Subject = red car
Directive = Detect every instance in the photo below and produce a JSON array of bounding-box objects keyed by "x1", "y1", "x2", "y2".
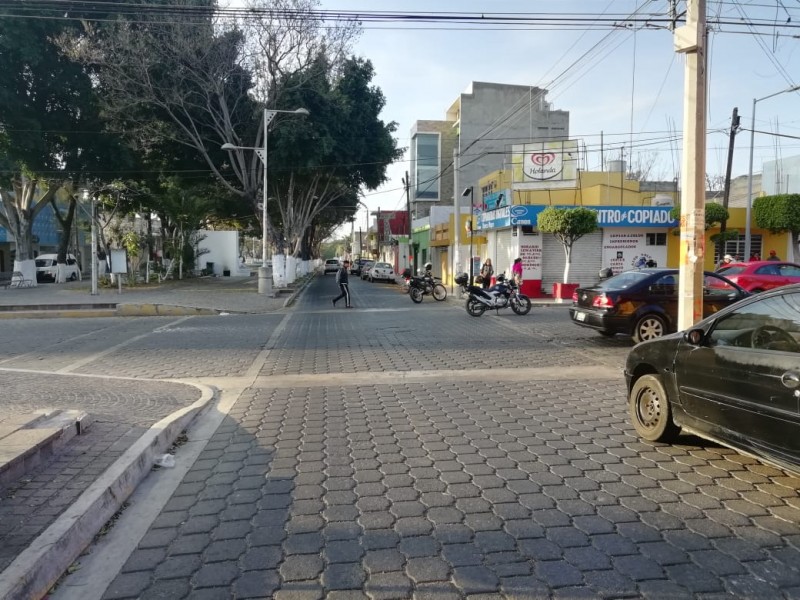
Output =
[{"x1": 716, "y1": 260, "x2": 800, "y2": 292}]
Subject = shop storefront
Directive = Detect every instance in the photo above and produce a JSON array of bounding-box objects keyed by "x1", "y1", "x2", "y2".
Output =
[{"x1": 479, "y1": 205, "x2": 678, "y2": 296}]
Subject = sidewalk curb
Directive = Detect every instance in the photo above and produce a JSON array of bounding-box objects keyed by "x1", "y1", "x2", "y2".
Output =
[
  {"x1": 282, "y1": 274, "x2": 316, "y2": 308},
  {"x1": 0, "y1": 383, "x2": 217, "y2": 600}
]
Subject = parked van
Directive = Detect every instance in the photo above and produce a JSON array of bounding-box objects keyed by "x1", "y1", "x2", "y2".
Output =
[{"x1": 35, "y1": 254, "x2": 79, "y2": 282}]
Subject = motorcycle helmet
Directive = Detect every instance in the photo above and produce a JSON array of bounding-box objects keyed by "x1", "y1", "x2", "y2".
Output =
[
  {"x1": 454, "y1": 272, "x2": 468, "y2": 285},
  {"x1": 424, "y1": 262, "x2": 432, "y2": 271},
  {"x1": 495, "y1": 274, "x2": 506, "y2": 283},
  {"x1": 475, "y1": 275, "x2": 484, "y2": 284},
  {"x1": 599, "y1": 267, "x2": 613, "y2": 279}
]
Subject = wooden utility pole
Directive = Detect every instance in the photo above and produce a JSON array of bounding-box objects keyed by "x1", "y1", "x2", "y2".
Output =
[
  {"x1": 675, "y1": 0, "x2": 707, "y2": 331},
  {"x1": 718, "y1": 107, "x2": 740, "y2": 260}
]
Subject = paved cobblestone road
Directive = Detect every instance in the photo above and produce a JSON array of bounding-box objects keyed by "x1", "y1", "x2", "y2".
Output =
[
  {"x1": 66, "y1": 276, "x2": 798, "y2": 600},
  {"x1": 90, "y1": 280, "x2": 800, "y2": 600}
]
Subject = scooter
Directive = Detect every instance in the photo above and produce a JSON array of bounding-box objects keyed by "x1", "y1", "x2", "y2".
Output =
[{"x1": 456, "y1": 272, "x2": 532, "y2": 317}]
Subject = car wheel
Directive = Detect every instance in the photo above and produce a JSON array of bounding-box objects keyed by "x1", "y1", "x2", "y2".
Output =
[
  {"x1": 629, "y1": 374, "x2": 680, "y2": 442},
  {"x1": 69, "y1": 272, "x2": 77, "y2": 281},
  {"x1": 633, "y1": 314, "x2": 666, "y2": 343}
]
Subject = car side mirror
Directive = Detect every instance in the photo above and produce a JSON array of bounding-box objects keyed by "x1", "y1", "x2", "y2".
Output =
[{"x1": 684, "y1": 328, "x2": 705, "y2": 345}]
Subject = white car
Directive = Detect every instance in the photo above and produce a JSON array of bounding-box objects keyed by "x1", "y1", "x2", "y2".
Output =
[
  {"x1": 323, "y1": 259, "x2": 340, "y2": 275},
  {"x1": 35, "y1": 254, "x2": 79, "y2": 282},
  {"x1": 368, "y1": 262, "x2": 395, "y2": 283}
]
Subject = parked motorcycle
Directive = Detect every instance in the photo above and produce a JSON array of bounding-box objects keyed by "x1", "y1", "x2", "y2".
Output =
[
  {"x1": 409, "y1": 273, "x2": 447, "y2": 303},
  {"x1": 456, "y1": 272, "x2": 532, "y2": 316}
]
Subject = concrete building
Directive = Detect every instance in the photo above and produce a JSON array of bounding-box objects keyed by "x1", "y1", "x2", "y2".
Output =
[{"x1": 409, "y1": 82, "x2": 570, "y2": 219}]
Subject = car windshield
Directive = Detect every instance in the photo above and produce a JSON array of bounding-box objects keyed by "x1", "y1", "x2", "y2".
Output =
[
  {"x1": 326, "y1": 260, "x2": 338, "y2": 265},
  {"x1": 375, "y1": 263, "x2": 391, "y2": 269},
  {"x1": 597, "y1": 270, "x2": 652, "y2": 290},
  {"x1": 717, "y1": 266, "x2": 745, "y2": 275},
  {"x1": 35, "y1": 259, "x2": 54, "y2": 267}
]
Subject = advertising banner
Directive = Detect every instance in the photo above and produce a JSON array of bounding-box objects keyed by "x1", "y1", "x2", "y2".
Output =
[
  {"x1": 511, "y1": 140, "x2": 579, "y2": 190},
  {"x1": 602, "y1": 229, "x2": 668, "y2": 274}
]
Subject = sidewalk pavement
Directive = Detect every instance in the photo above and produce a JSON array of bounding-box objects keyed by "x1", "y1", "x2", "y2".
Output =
[{"x1": 0, "y1": 273, "x2": 315, "y2": 318}]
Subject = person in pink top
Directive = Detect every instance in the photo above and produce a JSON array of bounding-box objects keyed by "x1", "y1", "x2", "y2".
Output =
[{"x1": 511, "y1": 257, "x2": 523, "y2": 286}]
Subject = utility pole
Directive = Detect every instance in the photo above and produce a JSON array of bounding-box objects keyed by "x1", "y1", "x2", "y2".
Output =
[
  {"x1": 675, "y1": 0, "x2": 707, "y2": 331},
  {"x1": 453, "y1": 150, "x2": 462, "y2": 290},
  {"x1": 718, "y1": 107, "x2": 740, "y2": 261},
  {"x1": 403, "y1": 171, "x2": 412, "y2": 272}
]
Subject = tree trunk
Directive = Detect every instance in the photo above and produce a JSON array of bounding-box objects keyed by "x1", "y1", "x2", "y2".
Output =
[{"x1": 562, "y1": 240, "x2": 573, "y2": 284}]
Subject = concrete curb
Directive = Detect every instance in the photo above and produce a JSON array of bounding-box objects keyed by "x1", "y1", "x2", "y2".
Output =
[
  {"x1": 116, "y1": 303, "x2": 218, "y2": 317},
  {"x1": 0, "y1": 383, "x2": 217, "y2": 600},
  {"x1": 282, "y1": 274, "x2": 316, "y2": 308}
]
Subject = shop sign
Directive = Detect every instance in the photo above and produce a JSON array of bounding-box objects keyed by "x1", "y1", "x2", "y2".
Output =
[{"x1": 479, "y1": 205, "x2": 678, "y2": 231}]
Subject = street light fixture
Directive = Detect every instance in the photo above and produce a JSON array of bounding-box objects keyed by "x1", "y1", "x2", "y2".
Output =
[
  {"x1": 222, "y1": 107, "x2": 309, "y2": 294},
  {"x1": 744, "y1": 84, "x2": 800, "y2": 260},
  {"x1": 462, "y1": 186, "x2": 474, "y2": 282}
]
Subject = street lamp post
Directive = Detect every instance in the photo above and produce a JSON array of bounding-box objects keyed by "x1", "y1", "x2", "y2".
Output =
[
  {"x1": 462, "y1": 186, "x2": 474, "y2": 282},
  {"x1": 222, "y1": 107, "x2": 309, "y2": 295},
  {"x1": 745, "y1": 84, "x2": 800, "y2": 260}
]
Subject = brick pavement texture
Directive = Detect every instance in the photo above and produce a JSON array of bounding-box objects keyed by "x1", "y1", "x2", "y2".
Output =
[
  {"x1": 0, "y1": 372, "x2": 201, "y2": 572},
  {"x1": 103, "y1": 379, "x2": 800, "y2": 599}
]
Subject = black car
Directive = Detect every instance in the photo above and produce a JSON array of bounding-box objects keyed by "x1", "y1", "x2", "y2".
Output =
[
  {"x1": 569, "y1": 268, "x2": 748, "y2": 343},
  {"x1": 625, "y1": 284, "x2": 800, "y2": 474}
]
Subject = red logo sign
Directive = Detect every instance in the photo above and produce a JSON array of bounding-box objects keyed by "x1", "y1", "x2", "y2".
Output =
[{"x1": 530, "y1": 152, "x2": 556, "y2": 166}]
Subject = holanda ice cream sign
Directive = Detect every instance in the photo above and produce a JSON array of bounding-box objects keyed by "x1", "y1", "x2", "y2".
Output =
[{"x1": 511, "y1": 140, "x2": 578, "y2": 190}]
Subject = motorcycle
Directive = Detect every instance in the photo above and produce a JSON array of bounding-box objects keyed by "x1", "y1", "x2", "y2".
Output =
[
  {"x1": 408, "y1": 269, "x2": 447, "y2": 303},
  {"x1": 455, "y1": 272, "x2": 532, "y2": 317}
]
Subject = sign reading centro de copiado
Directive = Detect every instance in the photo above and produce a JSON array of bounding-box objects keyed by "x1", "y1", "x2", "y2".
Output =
[{"x1": 478, "y1": 205, "x2": 678, "y2": 230}]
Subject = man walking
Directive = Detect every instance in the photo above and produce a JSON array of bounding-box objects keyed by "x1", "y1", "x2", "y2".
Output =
[{"x1": 332, "y1": 260, "x2": 352, "y2": 308}]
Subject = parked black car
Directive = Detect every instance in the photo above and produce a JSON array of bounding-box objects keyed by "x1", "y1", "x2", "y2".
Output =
[
  {"x1": 569, "y1": 268, "x2": 748, "y2": 343},
  {"x1": 625, "y1": 284, "x2": 800, "y2": 475}
]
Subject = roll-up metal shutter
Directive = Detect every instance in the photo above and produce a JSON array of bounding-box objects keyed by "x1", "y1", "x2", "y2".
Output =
[
  {"x1": 542, "y1": 231, "x2": 603, "y2": 291},
  {"x1": 494, "y1": 228, "x2": 515, "y2": 277}
]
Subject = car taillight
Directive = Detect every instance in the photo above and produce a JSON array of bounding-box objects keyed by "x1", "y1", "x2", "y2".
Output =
[
  {"x1": 592, "y1": 294, "x2": 616, "y2": 308},
  {"x1": 572, "y1": 291, "x2": 579, "y2": 302}
]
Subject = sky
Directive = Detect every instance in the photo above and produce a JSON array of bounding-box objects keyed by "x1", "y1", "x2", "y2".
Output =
[{"x1": 320, "y1": 0, "x2": 800, "y2": 236}]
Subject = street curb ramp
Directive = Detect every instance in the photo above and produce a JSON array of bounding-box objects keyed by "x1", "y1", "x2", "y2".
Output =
[{"x1": 0, "y1": 383, "x2": 217, "y2": 600}]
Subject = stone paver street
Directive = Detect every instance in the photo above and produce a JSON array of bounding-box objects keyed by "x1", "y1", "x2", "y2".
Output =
[{"x1": 2, "y1": 275, "x2": 798, "y2": 599}]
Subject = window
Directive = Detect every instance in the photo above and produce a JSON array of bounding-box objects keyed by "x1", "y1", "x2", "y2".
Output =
[
  {"x1": 708, "y1": 292, "x2": 800, "y2": 352},
  {"x1": 414, "y1": 134, "x2": 439, "y2": 200},
  {"x1": 755, "y1": 265, "x2": 780, "y2": 276},
  {"x1": 650, "y1": 274, "x2": 676, "y2": 295},
  {"x1": 720, "y1": 234, "x2": 761, "y2": 263},
  {"x1": 780, "y1": 264, "x2": 800, "y2": 277},
  {"x1": 520, "y1": 225, "x2": 538, "y2": 236},
  {"x1": 646, "y1": 233, "x2": 667, "y2": 246}
]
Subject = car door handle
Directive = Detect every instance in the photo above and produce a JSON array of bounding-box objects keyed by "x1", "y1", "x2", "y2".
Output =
[{"x1": 780, "y1": 372, "x2": 800, "y2": 389}]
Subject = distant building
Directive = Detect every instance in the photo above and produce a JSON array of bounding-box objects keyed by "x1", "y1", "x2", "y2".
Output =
[{"x1": 409, "y1": 81, "x2": 570, "y2": 218}]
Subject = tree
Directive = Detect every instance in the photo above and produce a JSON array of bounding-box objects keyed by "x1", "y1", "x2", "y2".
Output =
[
  {"x1": 754, "y1": 194, "x2": 800, "y2": 260},
  {"x1": 81, "y1": 0, "x2": 359, "y2": 251},
  {"x1": 0, "y1": 14, "x2": 129, "y2": 283},
  {"x1": 537, "y1": 207, "x2": 598, "y2": 284}
]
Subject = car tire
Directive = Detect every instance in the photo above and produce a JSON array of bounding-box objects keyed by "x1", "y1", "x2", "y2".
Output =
[
  {"x1": 598, "y1": 331, "x2": 616, "y2": 337},
  {"x1": 69, "y1": 272, "x2": 77, "y2": 281},
  {"x1": 633, "y1": 314, "x2": 666, "y2": 343},
  {"x1": 629, "y1": 374, "x2": 680, "y2": 442}
]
